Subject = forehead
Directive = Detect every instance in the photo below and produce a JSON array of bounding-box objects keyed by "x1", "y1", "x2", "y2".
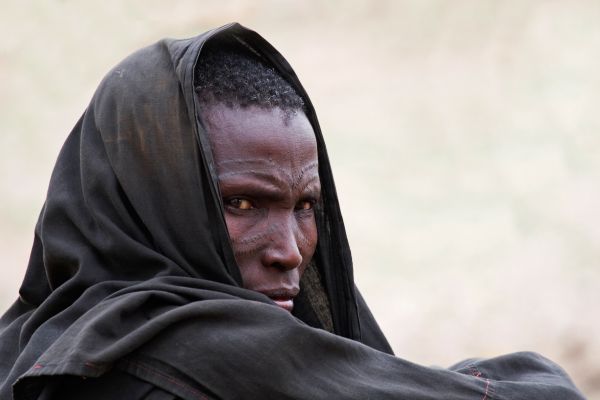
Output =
[{"x1": 201, "y1": 104, "x2": 318, "y2": 170}]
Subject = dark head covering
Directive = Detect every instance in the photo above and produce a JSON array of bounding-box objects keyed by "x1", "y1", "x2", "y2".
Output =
[
  {"x1": 0, "y1": 22, "x2": 389, "y2": 397},
  {"x1": 0, "y1": 23, "x2": 585, "y2": 400}
]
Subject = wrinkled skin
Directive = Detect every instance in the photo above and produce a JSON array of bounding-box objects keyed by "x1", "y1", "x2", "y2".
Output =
[{"x1": 202, "y1": 104, "x2": 320, "y2": 312}]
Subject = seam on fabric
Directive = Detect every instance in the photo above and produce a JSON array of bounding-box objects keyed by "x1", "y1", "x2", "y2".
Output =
[
  {"x1": 468, "y1": 364, "x2": 482, "y2": 378},
  {"x1": 124, "y1": 359, "x2": 211, "y2": 400},
  {"x1": 466, "y1": 364, "x2": 495, "y2": 400},
  {"x1": 481, "y1": 379, "x2": 490, "y2": 400}
]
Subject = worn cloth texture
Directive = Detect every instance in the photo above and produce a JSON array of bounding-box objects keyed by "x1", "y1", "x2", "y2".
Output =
[{"x1": 0, "y1": 23, "x2": 586, "y2": 400}]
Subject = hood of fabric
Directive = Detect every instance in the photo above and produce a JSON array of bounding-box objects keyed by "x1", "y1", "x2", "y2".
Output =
[
  {"x1": 0, "y1": 22, "x2": 392, "y2": 398},
  {"x1": 16, "y1": 22, "x2": 361, "y2": 333}
]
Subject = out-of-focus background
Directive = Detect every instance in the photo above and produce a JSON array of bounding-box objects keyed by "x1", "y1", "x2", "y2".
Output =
[{"x1": 1, "y1": 0, "x2": 599, "y2": 397}]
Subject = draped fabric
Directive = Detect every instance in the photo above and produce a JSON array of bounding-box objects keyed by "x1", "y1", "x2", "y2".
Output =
[{"x1": 0, "y1": 23, "x2": 584, "y2": 399}]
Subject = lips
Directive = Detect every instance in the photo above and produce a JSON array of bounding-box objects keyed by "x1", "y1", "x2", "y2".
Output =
[
  {"x1": 257, "y1": 287, "x2": 299, "y2": 312},
  {"x1": 271, "y1": 298, "x2": 294, "y2": 312}
]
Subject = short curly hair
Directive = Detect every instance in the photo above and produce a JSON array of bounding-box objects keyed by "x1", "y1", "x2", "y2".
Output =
[{"x1": 194, "y1": 37, "x2": 305, "y2": 115}]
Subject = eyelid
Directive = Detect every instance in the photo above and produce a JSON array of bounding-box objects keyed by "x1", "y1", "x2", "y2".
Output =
[
  {"x1": 295, "y1": 198, "x2": 317, "y2": 211},
  {"x1": 224, "y1": 197, "x2": 256, "y2": 210}
]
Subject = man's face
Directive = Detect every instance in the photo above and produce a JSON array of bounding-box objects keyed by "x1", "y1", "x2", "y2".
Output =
[{"x1": 202, "y1": 103, "x2": 320, "y2": 313}]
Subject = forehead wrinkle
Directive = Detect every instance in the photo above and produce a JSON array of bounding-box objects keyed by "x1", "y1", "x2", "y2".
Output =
[
  {"x1": 216, "y1": 158, "x2": 292, "y2": 179},
  {"x1": 297, "y1": 161, "x2": 318, "y2": 176},
  {"x1": 291, "y1": 161, "x2": 318, "y2": 189},
  {"x1": 218, "y1": 169, "x2": 292, "y2": 189},
  {"x1": 295, "y1": 174, "x2": 321, "y2": 194},
  {"x1": 215, "y1": 158, "x2": 274, "y2": 167}
]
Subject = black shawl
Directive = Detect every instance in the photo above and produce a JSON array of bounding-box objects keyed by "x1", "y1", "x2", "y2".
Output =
[{"x1": 0, "y1": 23, "x2": 585, "y2": 400}]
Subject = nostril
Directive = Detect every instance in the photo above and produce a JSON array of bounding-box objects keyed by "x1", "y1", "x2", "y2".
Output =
[
  {"x1": 272, "y1": 257, "x2": 301, "y2": 271},
  {"x1": 272, "y1": 262, "x2": 287, "y2": 271},
  {"x1": 263, "y1": 240, "x2": 303, "y2": 271},
  {"x1": 266, "y1": 246, "x2": 302, "y2": 270}
]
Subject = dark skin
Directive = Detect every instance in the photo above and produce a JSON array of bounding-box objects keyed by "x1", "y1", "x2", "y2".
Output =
[{"x1": 202, "y1": 103, "x2": 320, "y2": 312}]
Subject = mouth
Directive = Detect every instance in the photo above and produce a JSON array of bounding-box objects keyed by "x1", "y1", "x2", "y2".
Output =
[{"x1": 258, "y1": 288, "x2": 299, "y2": 312}]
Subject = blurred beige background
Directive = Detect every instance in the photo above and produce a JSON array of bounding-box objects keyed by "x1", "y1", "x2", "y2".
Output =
[{"x1": 1, "y1": 0, "x2": 599, "y2": 397}]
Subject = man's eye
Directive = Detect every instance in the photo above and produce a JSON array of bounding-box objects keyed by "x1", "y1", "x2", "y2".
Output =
[
  {"x1": 296, "y1": 200, "x2": 315, "y2": 211},
  {"x1": 228, "y1": 198, "x2": 254, "y2": 210}
]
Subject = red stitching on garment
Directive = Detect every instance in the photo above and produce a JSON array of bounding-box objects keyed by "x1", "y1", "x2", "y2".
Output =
[
  {"x1": 84, "y1": 362, "x2": 101, "y2": 369},
  {"x1": 33, "y1": 364, "x2": 43, "y2": 369},
  {"x1": 468, "y1": 365, "x2": 482, "y2": 377},
  {"x1": 481, "y1": 379, "x2": 490, "y2": 400},
  {"x1": 126, "y1": 359, "x2": 211, "y2": 400}
]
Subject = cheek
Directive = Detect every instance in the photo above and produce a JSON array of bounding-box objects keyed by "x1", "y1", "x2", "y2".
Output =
[
  {"x1": 297, "y1": 215, "x2": 318, "y2": 260},
  {"x1": 223, "y1": 214, "x2": 269, "y2": 259}
]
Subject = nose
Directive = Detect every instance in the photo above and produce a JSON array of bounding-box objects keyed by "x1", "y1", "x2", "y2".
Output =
[{"x1": 261, "y1": 216, "x2": 303, "y2": 271}]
